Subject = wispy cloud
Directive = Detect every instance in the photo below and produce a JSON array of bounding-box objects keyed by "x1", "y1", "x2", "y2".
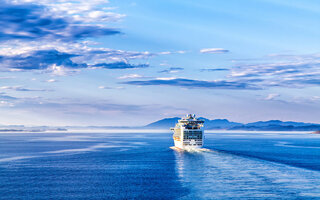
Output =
[
  {"x1": 264, "y1": 93, "x2": 280, "y2": 100},
  {"x1": 158, "y1": 51, "x2": 186, "y2": 55},
  {"x1": 200, "y1": 68, "x2": 229, "y2": 72},
  {"x1": 200, "y1": 48, "x2": 229, "y2": 54},
  {"x1": 12, "y1": 0, "x2": 125, "y2": 23},
  {"x1": 158, "y1": 67, "x2": 184, "y2": 73},
  {"x1": 93, "y1": 62, "x2": 148, "y2": 69},
  {"x1": 230, "y1": 62, "x2": 307, "y2": 78},
  {"x1": 0, "y1": 92, "x2": 16, "y2": 106},
  {"x1": 0, "y1": 86, "x2": 49, "y2": 92},
  {"x1": 121, "y1": 78, "x2": 256, "y2": 89},
  {"x1": 0, "y1": 76, "x2": 15, "y2": 79},
  {"x1": 0, "y1": 50, "x2": 83, "y2": 70},
  {"x1": 0, "y1": 94, "x2": 187, "y2": 125},
  {"x1": 10, "y1": 96, "x2": 178, "y2": 117},
  {"x1": 0, "y1": 93, "x2": 17, "y2": 100},
  {"x1": 98, "y1": 86, "x2": 124, "y2": 90},
  {"x1": 0, "y1": 49, "x2": 149, "y2": 71},
  {"x1": 311, "y1": 96, "x2": 320, "y2": 101},
  {"x1": 46, "y1": 79, "x2": 57, "y2": 83},
  {"x1": 117, "y1": 74, "x2": 145, "y2": 79},
  {"x1": 229, "y1": 58, "x2": 320, "y2": 88}
]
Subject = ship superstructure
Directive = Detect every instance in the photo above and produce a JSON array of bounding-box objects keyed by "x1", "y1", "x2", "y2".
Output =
[{"x1": 170, "y1": 114, "x2": 204, "y2": 149}]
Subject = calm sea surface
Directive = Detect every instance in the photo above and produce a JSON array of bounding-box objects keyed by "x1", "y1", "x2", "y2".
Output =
[{"x1": 1, "y1": 131, "x2": 320, "y2": 199}]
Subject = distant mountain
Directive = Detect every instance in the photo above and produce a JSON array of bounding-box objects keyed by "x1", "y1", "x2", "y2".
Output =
[
  {"x1": 203, "y1": 118, "x2": 243, "y2": 129},
  {"x1": 145, "y1": 117, "x2": 180, "y2": 129},
  {"x1": 230, "y1": 124, "x2": 320, "y2": 131},
  {"x1": 231, "y1": 120, "x2": 320, "y2": 131},
  {"x1": 145, "y1": 117, "x2": 243, "y2": 129},
  {"x1": 246, "y1": 120, "x2": 315, "y2": 127},
  {"x1": 145, "y1": 118, "x2": 320, "y2": 131}
]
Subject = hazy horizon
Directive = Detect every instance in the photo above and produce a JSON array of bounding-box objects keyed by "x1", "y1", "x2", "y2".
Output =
[{"x1": 0, "y1": 116, "x2": 319, "y2": 128}]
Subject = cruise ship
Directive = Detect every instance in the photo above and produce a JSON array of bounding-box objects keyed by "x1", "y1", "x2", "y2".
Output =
[{"x1": 170, "y1": 114, "x2": 204, "y2": 149}]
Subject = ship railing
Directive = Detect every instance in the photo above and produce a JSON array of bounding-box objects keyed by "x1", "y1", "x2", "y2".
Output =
[{"x1": 184, "y1": 126, "x2": 202, "y2": 129}]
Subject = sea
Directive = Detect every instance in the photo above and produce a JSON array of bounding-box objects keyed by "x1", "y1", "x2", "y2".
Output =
[{"x1": 1, "y1": 130, "x2": 320, "y2": 200}]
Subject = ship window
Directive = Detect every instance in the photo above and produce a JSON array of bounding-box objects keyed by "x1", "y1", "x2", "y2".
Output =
[{"x1": 183, "y1": 132, "x2": 202, "y2": 139}]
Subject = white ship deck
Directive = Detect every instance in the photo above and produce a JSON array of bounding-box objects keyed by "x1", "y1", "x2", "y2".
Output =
[{"x1": 171, "y1": 114, "x2": 205, "y2": 150}]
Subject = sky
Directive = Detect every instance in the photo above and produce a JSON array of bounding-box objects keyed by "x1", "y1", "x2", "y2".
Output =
[{"x1": 0, "y1": 0, "x2": 320, "y2": 126}]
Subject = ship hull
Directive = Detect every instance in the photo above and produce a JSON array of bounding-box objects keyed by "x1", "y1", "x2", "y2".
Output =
[
  {"x1": 174, "y1": 140, "x2": 184, "y2": 149},
  {"x1": 174, "y1": 139, "x2": 203, "y2": 149}
]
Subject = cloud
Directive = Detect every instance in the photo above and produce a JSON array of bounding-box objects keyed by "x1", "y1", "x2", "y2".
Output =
[
  {"x1": 0, "y1": 100, "x2": 15, "y2": 107},
  {"x1": 265, "y1": 93, "x2": 280, "y2": 100},
  {"x1": 311, "y1": 96, "x2": 320, "y2": 101},
  {"x1": 0, "y1": 1, "x2": 120, "y2": 42},
  {"x1": 0, "y1": 50, "x2": 83, "y2": 70},
  {"x1": 85, "y1": 11, "x2": 125, "y2": 23},
  {"x1": 0, "y1": 49, "x2": 149, "y2": 71},
  {"x1": 158, "y1": 67, "x2": 184, "y2": 73},
  {"x1": 46, "y1": 64, "x2": 80, "y2": 76},
  {"x1": 0, "y1": 1, "x2": 153, "y2": 74},
  {"x1": 93, "y1": 62, "x2": 148, "y2": 69},
  {"x1": 117, "y1": 74, "x2": 145, "y2": 79},
  {"x1": 158, "y1": 51, "x2": 171, "y2": 55},
  {"x1": 46, "y1": 79, "x2": 57, "y2": 83},
  {"x1": 200, "y1": 48, "x2": 229, "y2": 54},
  {"x1": 0, "y1": 93, "x2": 17, "y2": 100},
  {"x1": 0, "y1": 76, "x2": 15, "y2": 79},
  {"x1": 70, "y1": 48, "x2": 153, "y2": 63},
  {"x1": 230, "y1": 62, "x2": 309, "y2": 78},
  {"x1": 121, "y1": 78, "x2": 255, "y2": 89},
  {"x1": 98, "y1": 86, "x2": 124, "y2": 89},
  {"x1": 0, "y1": 40, "x2": 153, "y2": 68},
  {"x1": 12, "y1": 0, "x2": 125, "y2": 23},
  {"x1": 0, "y1": 86, "x2": 49, "y2": 92},
  {"x1": 0, "y1": 92, "x2": 17, "y2": 107},
  {"x1": 12, "y1": 97, "x2": 151, "y2": 115},
  {"x1": 229, "y1": 60, "x2": 320, "y2": 88},
  {"x1": 158, "y1": 51, "x2": 186, "y2": 55},
  {"x1": 200, "y1": 68, "x2": 229, "y2": 72},
  {"x1": 0, "y1": 95, "x2": 187, "y2": 125}
]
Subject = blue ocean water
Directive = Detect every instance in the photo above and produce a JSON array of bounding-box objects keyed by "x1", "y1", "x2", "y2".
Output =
[{"x1": 1, "y1": 131, "x2": 320, "y2": 199}]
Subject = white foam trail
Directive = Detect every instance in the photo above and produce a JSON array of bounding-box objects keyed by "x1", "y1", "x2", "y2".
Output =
[
  {"x1": 44, "y1": 143, "x2": 134, "y2": 154},
  {"x1": 131, "y1": 142, "x2": 148, "y2": 145},
  {"x1": 64, "y1": 129, "x2": 171, "y2": 133},
  {"x1": 170, "y1": 146, "x2": 212, "y2": 153},
  {"x1": 0, "y1": 156, "x2": 38, "y2": 162},
  {"x1": 29, "y1": 135, "x2": 96, "y2": 142},
  {"x1": 174, "y1": 149, "x2": 320, "y2": 199},
  {"x1": 275, "y1": 141, "x2": 320, "y2": 149},
  {"x1": 0, "y1": 141, "x2": 147, "y2": 163},
  {"x1": 205, "y1": 130, "x2": 311, "y2": 134}
]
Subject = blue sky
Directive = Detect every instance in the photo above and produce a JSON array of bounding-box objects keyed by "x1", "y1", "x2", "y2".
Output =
[{"x1": 0, "y1": 0, "x2": 320, "y2": 126}]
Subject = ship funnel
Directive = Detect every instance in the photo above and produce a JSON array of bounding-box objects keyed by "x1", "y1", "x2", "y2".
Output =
[{"x1": 186, "y1": 114, "x2": 196, "y2": 119}]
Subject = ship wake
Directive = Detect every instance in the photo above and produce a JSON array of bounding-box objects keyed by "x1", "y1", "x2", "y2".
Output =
[
  {"x1": 170, "y1": 146, "x2": 213, "y2": 152},
  {"x1": 172, "y1": 146, "x2": 320, "y2": 199}
]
